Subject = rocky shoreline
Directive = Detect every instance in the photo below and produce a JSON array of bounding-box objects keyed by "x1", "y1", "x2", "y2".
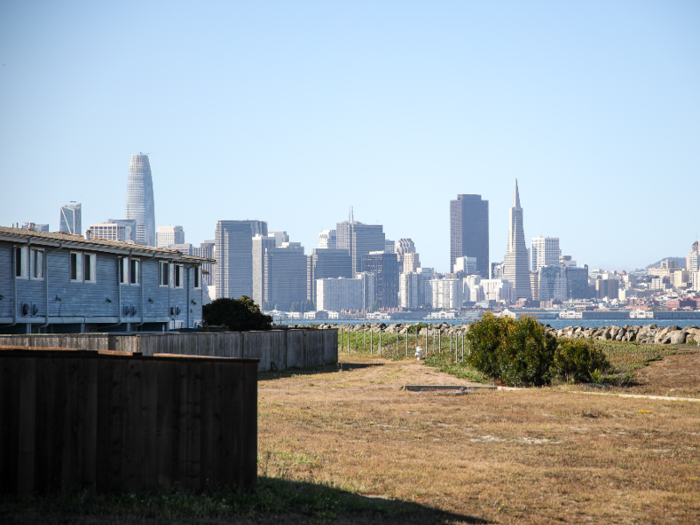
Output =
[{"x1": 317, "y1": 322, "x2": 700, "y2": 346}]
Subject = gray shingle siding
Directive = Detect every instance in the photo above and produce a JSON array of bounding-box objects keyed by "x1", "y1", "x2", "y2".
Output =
[{"x1": 1, "y1": 234, "x2": 208, "y2": 333}]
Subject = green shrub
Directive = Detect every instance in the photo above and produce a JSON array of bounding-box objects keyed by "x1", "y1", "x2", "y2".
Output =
[
  {"x1": 551, "y1": 339, "x2": 611, "y2": 383},
  {"x1": 465, "y1": 313, "x2": 611, "y2": 386},
  {"x1": 466, "y1": 313, "x2": 558, "y2": 387},
  {"x1": 203, "y1": 296, "x2": 273, "y2": 332},
  {"x1": 407, "y1": 323, "x2": 429, "y2": 334}
]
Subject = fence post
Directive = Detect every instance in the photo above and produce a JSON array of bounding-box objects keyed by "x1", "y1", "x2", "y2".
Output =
[
  {"x1": 379, "y1": 330, "x2": 382, "y2": 357},
  {"x1": 405, "y1": 329, "x2": 408, "y2": 357},
  {"x1": 370, "y1": 329, "x2": 373, "y2": 355},
  {"x1": 438, "y1": 330, "x2": 441, "y2": 354}
]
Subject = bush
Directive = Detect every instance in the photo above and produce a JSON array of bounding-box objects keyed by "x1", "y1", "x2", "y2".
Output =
[
  {"x1": 203, "y1": 296, "x2": 273, "y2": 332},
  {"x1": 465, "y1": 313, "x2": 611, "y2": 386},
  {"x1": 407, "y1": 323, "x2": 429, "y2": 334},
  {"x1": 551, "y1": 338, "x2": 611, "y2": 383},
  {"x1": 466, "y1": 313, "x2": 558, "y2": 386}
]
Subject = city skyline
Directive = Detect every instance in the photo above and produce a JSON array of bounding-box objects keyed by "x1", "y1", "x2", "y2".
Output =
[{"x1": 2, "y1": 2, "x2": 699, "y2": 271}]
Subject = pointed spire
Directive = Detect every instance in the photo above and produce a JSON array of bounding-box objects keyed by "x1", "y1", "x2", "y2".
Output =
[{"x1": 513, "y1": 179, "x2": 521, "y2": 209}]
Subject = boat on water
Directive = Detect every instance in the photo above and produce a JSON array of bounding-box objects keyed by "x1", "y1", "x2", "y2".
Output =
[{"x1": 559, "y1": 309, "x2": 583, "y2": 320}]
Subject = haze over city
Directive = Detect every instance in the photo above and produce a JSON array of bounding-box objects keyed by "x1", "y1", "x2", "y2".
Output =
[{"x1": 1, "y1": 1, "x2": 699, "y2": 271}]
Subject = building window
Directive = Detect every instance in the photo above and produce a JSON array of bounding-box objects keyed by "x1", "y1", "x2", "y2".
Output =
[
  {"x1": 174, "y1": 265, "x2": 183, "y2": 288},
  {"x1": 159, "y1": 261, "x2": 170, "y2": 287},
  {"x1": 15, "y1": 247, "x2": 28, "y2": 279},
  {"x1": 30, "y1": 248, "x2": 44, "y2": 280},
  {"x1": 119, "y1": 258, "x2": 129, "y2": 284},
  {"x1": 84, "y1": 253, "x2": 96, "y2": 283},
  {"x1": 130, "y1": 259, "x2": 140, "y2": 285},
  {"x1": 70, "y1": 252, "x2": 83, "y2": 282},
  {"x1": 193, "y1": 266, "x2": 201, "y2": 289}
]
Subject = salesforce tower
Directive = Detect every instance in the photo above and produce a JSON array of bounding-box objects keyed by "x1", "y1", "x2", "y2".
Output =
[{"x1": 126, "y1": 153, "x2": 156, "y2": 247}]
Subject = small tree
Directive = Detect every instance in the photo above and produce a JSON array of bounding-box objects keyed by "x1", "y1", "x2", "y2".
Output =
[{"x1": 203, "y1": 296, "x2": 273, "y2": 332}]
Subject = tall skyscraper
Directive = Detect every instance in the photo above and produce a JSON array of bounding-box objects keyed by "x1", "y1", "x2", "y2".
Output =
[
  {"x1": 395, "y1": 238, "x2": 416, "y2": 264},
  {"x1": 531, "y1": 236, "x2": 560, "y2": 271},
  {"x1": 264, "y1": 242, "x2": 307, "y2": 311},
  {"x1": 361, "y1": 251, "x2": 400, "y2": 308},
  {"x1": 336, "y1": 212, "x2": 385, "y2": 276},
  {"x1": 308, "y1": 248, "x2": 353, "y2": 304},
  {"x1": 252, "y1": 234, "x2": 277, "y2": 307},
  {"x1": 126, "y1": 153, "x2": 156, "y2": 247},
  {"x1": 450, "y1": 194, "x2": 489, "y2": 276},
  {"x1": 59, "y1": 201, "x2": 81, "y2": 234},
  {"x1": 503, "y1": 180, "x2": 532, "y2": 300},
  {"x1": 156, "y1": 225, "x2": 185, "y2": 248},
  {"x1": 215, "y1": 220, "x2": 268, "y2": 300}
]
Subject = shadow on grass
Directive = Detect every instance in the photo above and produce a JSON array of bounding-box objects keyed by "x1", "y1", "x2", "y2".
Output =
[
  {"x1": 259, "y1": 361, "x2": 385, "y2": 382},
  {"x1": 0, "y1": 477, "x2": 489, "y2": 524}
]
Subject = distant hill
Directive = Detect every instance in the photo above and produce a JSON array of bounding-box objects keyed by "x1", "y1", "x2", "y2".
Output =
[{"x1": 646, "y1": 257, "x2": 686, "y2": 269}]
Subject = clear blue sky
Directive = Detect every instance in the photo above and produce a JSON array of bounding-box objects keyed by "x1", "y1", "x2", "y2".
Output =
[{"x1": 1, "y1": 1, "x2": 698, "y2": 272}]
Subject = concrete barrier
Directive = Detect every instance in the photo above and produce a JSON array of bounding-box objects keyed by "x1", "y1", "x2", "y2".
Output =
[{"x1": 0, "y1": 329, "x2": 337, "y2": 371}]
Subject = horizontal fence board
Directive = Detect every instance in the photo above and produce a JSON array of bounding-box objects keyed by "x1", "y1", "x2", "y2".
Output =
[{"x1": 0, "y1": 329, "x2": 338, "y2": 372}]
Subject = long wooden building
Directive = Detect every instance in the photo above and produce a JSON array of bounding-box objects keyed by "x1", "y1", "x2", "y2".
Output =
[{"x1": 0, "y1": 226, "x2": 214, "y2": 334}]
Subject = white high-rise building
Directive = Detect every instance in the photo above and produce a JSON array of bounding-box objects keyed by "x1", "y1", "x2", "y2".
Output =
[
  {"x1": 531, "y1": 236, "x2": 560, "y2": 272},
  {"x1": 399, "y1": 272, "x2": 425, "y2": 308},
  {"x1": 317, "y1": 229, "x2": 337, "y2": 249},
  {"x1": 395, "y1": 238, "x2": 416, "y2": 264},
  {"x1": 403, "y1": 252, "x2": 421, "y2": 274},
  {"x1": 355, "y1": 272, "x2": 377, "y2": 309},
  {"x1": 316, "y1": 277, "x2": 363, "y2": 311},
  {"x1": 454, "y1": 256, "x2": 477, "y2": 275},
  {"x1": 426, "y1": 279, "x2": 463, "y2": 309},
  {"x1": 157, "y1": 226, "x2": 185, "y2": 248},
  {"x1": 503, "y1": 180, "x2": 531, "y2": 299},
  {"x1": 481, "y1": 279, "x2": 515, "y2": 303},
  {"x1": 90, "y1": 220, "x2": 137, "y2": 242},
  {"x1": 463, "y1": 274, "x2": 483, "y2": 302}
]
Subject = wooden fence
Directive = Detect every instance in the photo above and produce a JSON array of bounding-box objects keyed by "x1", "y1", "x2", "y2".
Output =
[
  {"x1": 0, "y1": 347, "x2": 258, "y2": 495},
  {"x1": 0, "y1": 329, "x2": 338, "y2": 372}
]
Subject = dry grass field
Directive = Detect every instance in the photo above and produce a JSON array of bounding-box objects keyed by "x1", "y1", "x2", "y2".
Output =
[
  {"x1": 256, "y1": 349, "x2": 700, "y2": 524},
  {"x1": 3, "y1": 343, "x2": 699, "y2": 524}
]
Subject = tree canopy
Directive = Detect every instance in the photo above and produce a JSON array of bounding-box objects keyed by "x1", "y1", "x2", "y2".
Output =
[{"x1": 203, "y1": 296, "x2": 273, "y2": 332}]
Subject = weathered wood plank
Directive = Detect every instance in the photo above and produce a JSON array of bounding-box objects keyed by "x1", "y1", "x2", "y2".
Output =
[
  {"x1": 17, "y1": 358, "x2": 36, "y2": 494},
  {"x1": 82, "y1": 358, "x2": 98, "y2": 489},
  {"x1": 142, "y1": 358, "x2": 158, "y2": 492},
  {"x1": 156, "y1": 361, "x2": 175, "y2": 489},
  {"x1": 125, "y1": 359, "x2": 144, "y2": 494}
]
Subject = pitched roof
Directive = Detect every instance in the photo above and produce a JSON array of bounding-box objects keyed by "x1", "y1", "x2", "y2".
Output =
[{"x1": 0, "y1": 226, "x2": 215, "y2": 263}]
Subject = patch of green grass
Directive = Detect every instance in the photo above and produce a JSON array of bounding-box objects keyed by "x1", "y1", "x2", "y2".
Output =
[
  {"x1": 592, "y1": 341, "x2": 698, "y2": 384},
  {"x1": 423, "y1": 351, "x2": 488, "y2": 384}
]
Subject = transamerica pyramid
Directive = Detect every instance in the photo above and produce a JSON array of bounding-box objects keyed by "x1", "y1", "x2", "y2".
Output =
[{"x1": 503, "y1": 179, "x2": 532, "y2": 300}]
